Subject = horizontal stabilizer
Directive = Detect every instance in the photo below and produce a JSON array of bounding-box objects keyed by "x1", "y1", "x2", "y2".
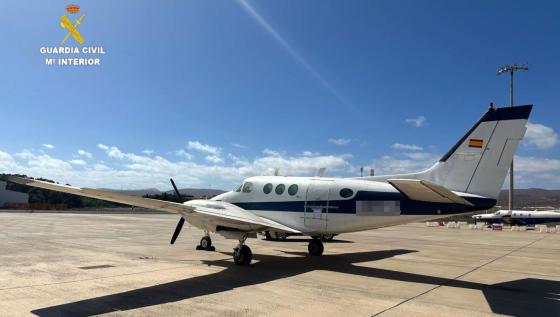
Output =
[{"x1": 388, "y1": 179, "x2": 474, "y2": 206}]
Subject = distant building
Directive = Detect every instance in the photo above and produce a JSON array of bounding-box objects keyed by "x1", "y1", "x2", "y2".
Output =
[{"x1": 0, "y1": 181, "x2": 29, "y2": 207}]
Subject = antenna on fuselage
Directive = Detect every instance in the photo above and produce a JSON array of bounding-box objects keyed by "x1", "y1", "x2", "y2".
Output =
[
  {"x1": 315, "y1": 167, "x2": 326, "y2": 177},
  {"x1": 274, "y1": 168, "x2": 279, "y2": 176}
]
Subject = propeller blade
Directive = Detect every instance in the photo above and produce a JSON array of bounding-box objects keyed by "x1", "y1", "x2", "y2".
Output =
[
  {"x1": 170, "y1": 217, "x2": 185, "y2": 244},
  {"x1": 170, "y1": 178, "x2": 181, "y2": 200}
]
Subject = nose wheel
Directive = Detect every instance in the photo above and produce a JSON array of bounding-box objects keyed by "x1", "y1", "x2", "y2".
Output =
[
  {"x1": 308, "y1": 238, "x2": 324, "y2": 256},
  {"x1": 196, "y1": 234, "x2": 215, "y2": 251}
]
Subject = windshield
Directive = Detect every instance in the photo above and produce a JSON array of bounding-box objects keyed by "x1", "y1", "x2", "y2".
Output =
[{"x1": 234, "y1": 184, "x2": 242, "y2": 192}]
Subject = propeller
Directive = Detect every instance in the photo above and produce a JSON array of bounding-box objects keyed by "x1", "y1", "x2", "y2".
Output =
[
  {"x1": 170, "y1": 178, "x2": 185, "y2": 245},
  {"x1": 170, "y1": 217, "x2": 185, "y2": 245}
]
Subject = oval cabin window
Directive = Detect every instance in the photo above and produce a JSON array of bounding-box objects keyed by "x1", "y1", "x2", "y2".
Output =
[
  {"x1": 288, "y1": 184, "x2": 298, "y2": 196},
  {"x1": 263, "y1": 183, "x2": 273, "y2": 194},
  {"x1": 275, "y1": 184, "x2": 285, "y2": 195},
  {"x1": 339, "y1": 188, "x2": 354, "y2": 198}
]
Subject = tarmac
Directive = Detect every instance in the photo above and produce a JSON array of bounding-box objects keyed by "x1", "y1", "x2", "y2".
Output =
[{"x1": 0, "y1": 212, "x2": 559, "y2": 317}]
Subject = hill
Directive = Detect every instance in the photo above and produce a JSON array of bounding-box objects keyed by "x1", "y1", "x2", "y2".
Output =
[{"x1": 497, "y1": 188, "x2": 560, "y2": 209}]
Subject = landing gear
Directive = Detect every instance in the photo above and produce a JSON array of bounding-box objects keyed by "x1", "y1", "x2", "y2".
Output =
[
  {"x1": 196, "y1": 232, "x2": 215, "y2": 251},
  {"x1": 233, "y1": 235, "x2": 252, "y2": 265},
  {"x1": 322, "y1": 234, "x2": 335, "y2": 242},
  {"x1": 265, "y1": 231, "x2": 287, "y2": 241},
  {"x1": 308, "y1": 238, "x2": 324, "y2": 256}
]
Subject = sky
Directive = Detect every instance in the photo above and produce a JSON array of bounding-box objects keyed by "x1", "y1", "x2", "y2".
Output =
[{"x1": 1, "y1": 0, "x2": 559, "y2": 190}]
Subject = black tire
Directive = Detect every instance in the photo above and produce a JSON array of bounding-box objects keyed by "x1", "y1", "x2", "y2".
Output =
[
  {"x1": 233, "y1": 245, "x2": 253, "y2": 265},
  {"x1": 308, "y1": 239, "x2": 324, "y2": 256},
  {"x1": 200, "y1": 236, "x2": 213, "y2": 251},
  {"x1": 276, "y1": 232, "x2": 287, "y2": 240}
]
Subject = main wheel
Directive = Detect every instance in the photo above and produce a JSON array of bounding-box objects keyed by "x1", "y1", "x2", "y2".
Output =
[
  {"x1": 276, "y1": 232, "x2": 287, "y2": 240},
  {"x1": 308, "y1": 239, "x2": 324, "y2": 256},
  {"x1": 200, "y1": 236, "x2": 214, "y2": 251},
  {"x1": 233, "y1": 245, "x2": 253, "y2": 265}
]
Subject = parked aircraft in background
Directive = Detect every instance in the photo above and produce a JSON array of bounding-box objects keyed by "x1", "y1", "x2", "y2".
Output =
[
  {"x1": 9, "y1": 104, "x2": 532, "y2": 265},
  {"x1": 473, "y1": 209, "x2": 560, "y2": 226}
]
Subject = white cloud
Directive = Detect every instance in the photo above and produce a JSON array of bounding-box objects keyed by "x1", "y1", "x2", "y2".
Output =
[
  {"x1": 174, "y1": 149, "x2": 193, "y2": 160},
  {"x1": 328, "y1": 138, "x2": 350, "y2": 145},
  {"x1": 523, "y1": 122, "x2": 558, "y2": 149},
  {"x1": 205, "y1": 155, "x2": 224, "y2": 164},
  {"x1": 404, "y1": 152, "x2": 434, "y2": 160},
  {"x1": 142, "y1": 149, "x2": 154, "y2": 155},
  {"x1": 187, "y1": 141, "x2": 221, "y2": 155},
  {"x1": 232, "y1": 143, "x2": 248, "y2": 149},
  {"x1": 301, "y1": 151, "x2": 320, "y2": 157},
  {"x1": 392, "y1": 143, "x2": 423, "y2": 151},
  {"x1": 77, "y1": 150, "x2": 92, "y2": 158},
  {"x1": 228, "y1": 153, "x2": 250, "y2": 167},
  {"x1": 97, "y1": 144, "x2": 109, "y2": 150},
  {"x1": 68, "y1": 159, "x2": 86, "y2": 166},
  {"x1": 263, "y1": 148, "x2": 281, "y2": 156},
  {"x1": 0, "y1": 145, "x2": 351, "y2": 190},
  {"x1": 405, "y1": 116, "x2": 426, "y2": 127},
  {"x1": 371, "y1": 152, "x2": 439, "y2": 175},
  {"x1": 42, "y1": 144, "x2": 55, "y2": 149},
  {"x1": 0, "y1": 151, "x2": 19, "y2": 171},
  {"x1": 513, "y1": 156, "x2": 560, "y2": 186},
  {"x1": 514, "y1": 156, "x2": 560, "y2": 173},
  {"x1": 5, "y1": 143, "x2": 558, "y2": 190},
  {"x1": 14, "y1": 150, "x2": 34, "y2": 159}
]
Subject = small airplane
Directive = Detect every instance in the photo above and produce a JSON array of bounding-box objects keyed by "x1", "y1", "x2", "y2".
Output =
[
  {"x1": 473, "y1": 209, "x2": 560, "y2": 226},
  {"x1": 8, "y1": 104, "x2": 532, "y2": 265}
]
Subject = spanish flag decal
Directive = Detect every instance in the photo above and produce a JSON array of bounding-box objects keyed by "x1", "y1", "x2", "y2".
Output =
[{"x1": 468, "y1": 138, "x2": 483, "y2": 148}]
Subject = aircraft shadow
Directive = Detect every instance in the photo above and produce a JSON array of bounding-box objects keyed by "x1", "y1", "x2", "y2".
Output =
[{"x1": 31, "y1": 249, "x2": 559, "y2": 317}]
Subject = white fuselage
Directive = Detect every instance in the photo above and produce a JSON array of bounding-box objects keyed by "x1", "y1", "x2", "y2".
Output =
[
  {"x1": 212, "y1": 176, "x2": 462, "y2": 234},
  {"x1": 473, "y1": 209, "x2": 560, "y2": 225}
]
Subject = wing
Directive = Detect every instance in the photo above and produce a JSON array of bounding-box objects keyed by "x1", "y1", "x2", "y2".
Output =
[
  {"x1": 8, "y1": 176, "x2": 299, "y2": 234},
  {"x1": 387, "y1": 179, "x2": 474, "y2": 206}
]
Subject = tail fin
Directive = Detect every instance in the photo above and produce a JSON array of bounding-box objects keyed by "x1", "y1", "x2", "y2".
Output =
[
  {"x1": 419, "y1": 104, "x2": 532, "y2": 199},
  {"x1": 364, "y1": 105, "x2": 533, "y2": 199}
]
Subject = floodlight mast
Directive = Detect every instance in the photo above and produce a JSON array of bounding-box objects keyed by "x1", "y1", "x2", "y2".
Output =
[{"x1": 497, "y1": 63, "x2": 528, "y2": 212}]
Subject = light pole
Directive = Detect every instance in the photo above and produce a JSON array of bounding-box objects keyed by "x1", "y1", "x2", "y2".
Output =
[{"x1": 497, "y1": 63, "x2": 528, "y2": 212}]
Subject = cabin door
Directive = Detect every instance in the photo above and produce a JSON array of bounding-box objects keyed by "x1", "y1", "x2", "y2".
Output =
[{"x1": 304, "y1": 180, "x2": 331, "y2": 230}]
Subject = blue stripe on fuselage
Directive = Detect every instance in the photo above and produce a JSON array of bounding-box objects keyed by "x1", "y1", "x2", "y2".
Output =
[{"x1": 232, "y1": 191, "x2": 496, "y2": 215}]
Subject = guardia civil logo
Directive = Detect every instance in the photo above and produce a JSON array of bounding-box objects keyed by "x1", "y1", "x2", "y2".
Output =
[
  {"x1": 39, "y1": 4, "x2": 106, "y2": 66},
  {"x1": 60, "y1": 4, "x2": 85, "y2": 45}
]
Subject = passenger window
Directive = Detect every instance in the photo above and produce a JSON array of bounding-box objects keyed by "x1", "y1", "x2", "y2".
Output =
[
  {"x1": 288, "y1": 184, "x2": 298, "y2": 196},
  {"x1": 340, "y1": 188, "x2": 354, "y2": 198},
  {"x1": 275, "y1": 184, "x2": 285, "y2": 195},
  {"x1": 263, "y1": 183, "x2": 273, "y2": 194},
  {"x1": 242, "y1": 182, "x2": 253, "y2": 193}
]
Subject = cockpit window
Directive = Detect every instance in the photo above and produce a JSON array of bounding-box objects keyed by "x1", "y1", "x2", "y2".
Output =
[
  {"x1": 263, "y1": 183, "x2": 273, "y2": 194},
  {"x1": 242, "y1": 182, "x2": 253, "y2": 193},
  {"x1": 275, "y1": 184, "x2": 285, "y2": 195},
  {"x1": 235, "y1": 184, "x2": 242, "y2": 192},
  {"x1": 288, "y1": 184, "x2": 298, "y2": 196}
]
